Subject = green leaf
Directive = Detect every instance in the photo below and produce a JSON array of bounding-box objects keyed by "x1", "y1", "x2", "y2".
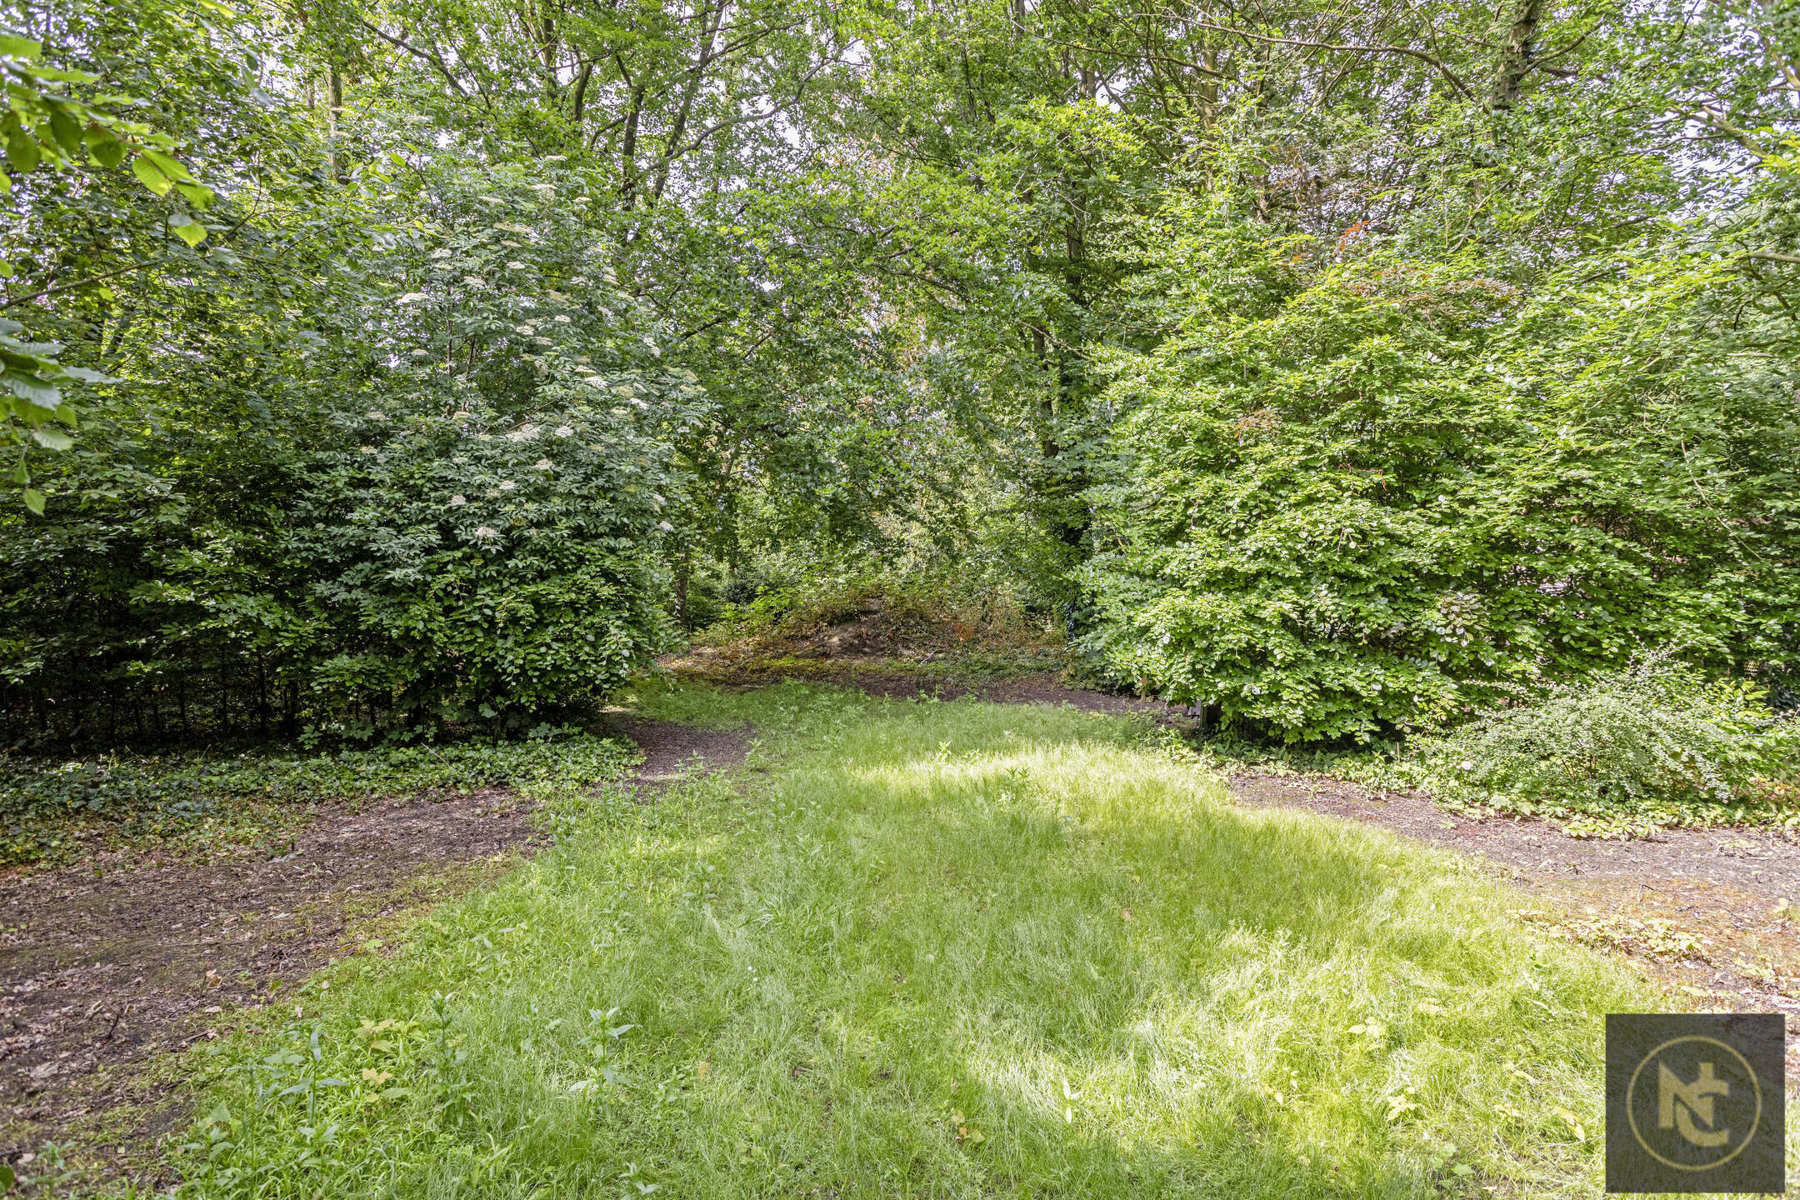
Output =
[
  {"x1": 5, "y1": 125, "x2": 40, "y2": 173},
  {"x1": 176, "y1": 181, "x2": 214, "y2": 207},
  {"x1": 140, "y1": 147, "x2": 193, "y2": 183},
  {"x1": 31, "y1": 65, "x2": 99, "y2": 84},
  {"x1": 47, "y1": 105, "x2": 82, "y2": 156},
  {"x1": 0, "y1": 35, "x2": 42, "y2": 61},
  {"x1": 22, "y1": 488, "x2": 44, "y2": 515},
  {"x1": 131, "y1": 154, "x2": 173, "y2": 196},
  {"x1": 170, "y1": 220, "x2": 207, "y2": 247},
  {"x1": 30, "y1": 427, "x2": 72, "y2": 450},
  {"x1": 2, "y1": 371, "x2": 60, "y2": 408},
  {"x1": 87, "y1": 128, "x2": 127, "y2": 169}
]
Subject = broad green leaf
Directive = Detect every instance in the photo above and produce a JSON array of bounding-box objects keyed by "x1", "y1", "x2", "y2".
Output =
[
  {"x1": 2, "y1": 370, "x2": 59, "y2": 407},
  {"x1": 140, "y1": 147, "x2": 193, "y2": 183},
  {"x1": 5, "y1": 125, "x2": 40, "y2": 173},
  {"x1": 46, "y1": 105, "x2": 82, "y2": 156},
  {"x1": 22, "y1": 488, "x2": 44, "y2": 515},
  {"x1": 30, "y1": 65, "x2": 99, "y2": 83},
  {"x1": 131, "y1": 154, "x2": 173, "y2": 195},
  {"x1": 87, "y1": 128, "x2": 127, "y2": 168}
]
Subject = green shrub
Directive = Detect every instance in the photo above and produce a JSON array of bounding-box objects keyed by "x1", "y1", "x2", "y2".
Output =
[
  {"x1": 696, "y1": 568, "x2": 1056, "y2": 666},
  {"x1": 291, "y1": 393, "x2": 681, "y2": 732},
  {"x1": 1412, "y1": 657, "x2": 1799, "y2": 830},
  {"x1": 0, "y1": 163, "x2": 708, "y2": 740},
  {"x1": 1082, "y1": 235, "x2": 1800, "y2": 743}
]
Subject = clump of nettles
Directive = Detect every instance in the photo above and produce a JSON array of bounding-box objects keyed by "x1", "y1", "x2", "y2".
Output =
[{"x1": 1413, "y1": 656, "x2": 1798, "y2": 834}]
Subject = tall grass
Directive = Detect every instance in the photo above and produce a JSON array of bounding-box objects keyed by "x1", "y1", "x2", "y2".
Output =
[{"x1": 176, "y1": 682, "x2": 1659, "y2": 1198}]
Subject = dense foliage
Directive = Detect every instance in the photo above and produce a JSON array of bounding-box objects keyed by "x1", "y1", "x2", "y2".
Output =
[
  {"x1": 2, "y1": 0, "x2": 1795, "y2": 747},
  {"x1": 1084, "y1": 243, "x2": 1800, "y2": 741},
  {"x1": 1412, "y1": 656, "x2": 1799, "y2": 831}
]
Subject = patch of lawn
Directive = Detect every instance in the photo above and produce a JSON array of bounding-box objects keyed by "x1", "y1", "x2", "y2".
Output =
[{"x1": 175, "y1": 683, "x2": 1659, "y2": 1198}]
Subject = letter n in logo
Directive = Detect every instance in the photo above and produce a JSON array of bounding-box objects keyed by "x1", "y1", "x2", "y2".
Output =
[{"x1": 1658, "y1": 1060, "x2": 1730, "y2": 1148}]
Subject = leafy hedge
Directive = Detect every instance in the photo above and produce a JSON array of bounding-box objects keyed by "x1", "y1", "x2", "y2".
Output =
[
  {"x1": 0, "y1": 165, "x2": 707, "y2": 741},
  {"x1": 1083, "y1": 242, "x2": 1800, "y2": 743}
]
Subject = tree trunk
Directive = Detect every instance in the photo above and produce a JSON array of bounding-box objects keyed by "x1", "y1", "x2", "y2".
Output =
[
  {"x1": 326, "y1": 67, "x2": 345, "y2": 182},
  {"x1": 1490, "y1": 0, "x2": 1544, "y2": 113}
]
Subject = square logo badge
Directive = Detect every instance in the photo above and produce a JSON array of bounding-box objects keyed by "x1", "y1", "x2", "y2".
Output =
[{"x1": 1606, "y1": 1013, "x2": 1786, "y2": 1193}]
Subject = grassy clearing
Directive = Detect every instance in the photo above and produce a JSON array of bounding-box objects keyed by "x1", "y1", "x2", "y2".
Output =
[{"x1": 171, "y1": 683, "x2": 1663, "y2": 1198}]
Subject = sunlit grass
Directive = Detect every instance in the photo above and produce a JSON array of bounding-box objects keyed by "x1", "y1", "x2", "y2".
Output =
[{"x1": 174, "y1": 682, "x2": 1659, "y2": 1198}]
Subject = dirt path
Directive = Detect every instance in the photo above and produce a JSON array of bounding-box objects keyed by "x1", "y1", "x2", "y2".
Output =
[
  {"x1": 599, "y1": 714, "x2": 752, "y2": 789},
  {"x1": 0, "y1": 718, "x2": 746, "y2": 1177}
]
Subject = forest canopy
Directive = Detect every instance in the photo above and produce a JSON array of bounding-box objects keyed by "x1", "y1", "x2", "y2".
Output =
[{"x1": 2, "y1": 0, "x2": 1796, "y2": 745}]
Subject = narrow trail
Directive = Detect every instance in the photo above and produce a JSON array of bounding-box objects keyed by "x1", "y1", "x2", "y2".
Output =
[
  {"x1": 597, "y1": 714, "x2": 751, "y2": 790},
  {"x1": 0, "y1": 719, "x2": 747, "y2": 1166},
  {"x1": 1226, "y1": 770, "x2": 1800, "y2": 1039}
]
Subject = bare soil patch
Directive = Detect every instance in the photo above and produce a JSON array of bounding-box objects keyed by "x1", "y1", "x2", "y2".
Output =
[
  {"x1": 599, "y1": 713, "x2": 751, "y2": 788},
  {"x1": 0, "y1": 718, "x2": 745, "y2": 1179}
]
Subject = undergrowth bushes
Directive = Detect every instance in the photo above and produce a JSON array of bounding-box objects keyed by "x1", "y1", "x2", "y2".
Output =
[
  {"x1": 1082, "y1": 233, "x2": 1800, "y2": 745},
  {"x1": 1410, "y1": 657, "x2": 1799, "y2": 832},
  {"x1": 695, "y1": 569, "x2": 1059, "y2": 665},
  {"x1": 0, "y1": 165, "x2": 702, "y2": 746}
]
